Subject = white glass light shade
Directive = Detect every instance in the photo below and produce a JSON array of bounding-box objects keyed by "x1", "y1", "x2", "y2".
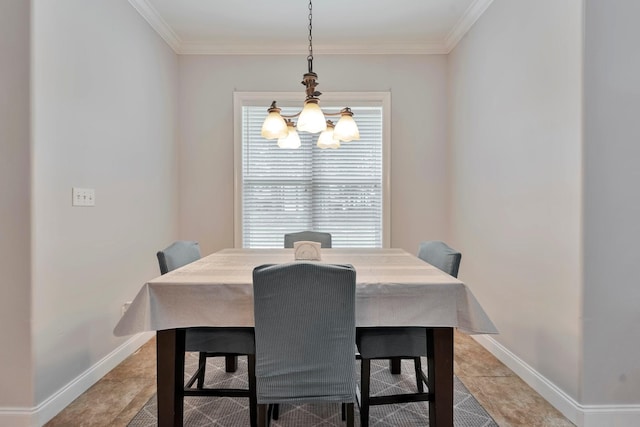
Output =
[
  {"x1": 277, "y1": 123, "x2": 301, "y2": 149},
  {"x1": 297, "y1": 100, "x2": 327, "y2": 133},
  {"x1": 261, "y1": 110, "x2": 288, "y2": 139},
  {"x1": 333, "y1": 111, "x2": 360, "y2": 142},
  {"x1": 317, "y1": 123, "x2": 340, "y2": 149}
]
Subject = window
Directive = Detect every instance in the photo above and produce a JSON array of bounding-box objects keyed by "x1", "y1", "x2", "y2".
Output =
[{"x1": 234, "y1": 92, "x2": 390, "y2": 248}]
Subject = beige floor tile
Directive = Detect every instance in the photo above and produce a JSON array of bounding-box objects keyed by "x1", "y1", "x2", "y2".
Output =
[
  {"x1": 102, "y1": 338, "x2": 156, "y2": 382},
  {"x1": 454, "y1": 331, "x2": 514, "y2": 378},
  {"x1": 110, "y1": 381, "x2": 156, "y2": 427},
  {"x1": 459, "y1": 375, "x2": 574, "y2": 427},
  {"x1": 44, "y1": 378, "x2": 151, "y2": 427}
]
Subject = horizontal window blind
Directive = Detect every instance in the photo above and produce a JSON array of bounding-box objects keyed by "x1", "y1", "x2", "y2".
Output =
[{"x1": 242, "y1": 105, "x2": 383, "y2": 248}]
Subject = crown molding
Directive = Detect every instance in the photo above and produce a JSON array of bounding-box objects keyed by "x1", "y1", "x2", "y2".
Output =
[
  {"x1": 179, "y1": 41, "x2": 449, "y2": 55},
  {"x1": 444, "y1": 0, "x2": 494, "y2": 53},
  {"x1": 128, "y1": 0, "x2": 181, "y2": 53},
  {"x1": 130, "y1": 0, "x2": 491, "y2": 55}
]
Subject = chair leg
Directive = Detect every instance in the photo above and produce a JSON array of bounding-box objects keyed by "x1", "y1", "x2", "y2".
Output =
[
  {"x1": 272, "y1": 403, "x2": 280, "y2": 420},
  {"x1": 225, "y1": 355, "x2": 238, "y2": 372},
  {"x1": 345, "y1": 402, "x2": 354, "y2": 427},
  {"x1": 389, "y1": 357, "x2": 402, "y2": 374},
  {"x1": 257, "y1": 404, "x2": 269, "y2": 427},
  {"x1": 360, "y1": 358, "x2": 371, "y2": 427},
  {"x1": 413, "y1": 357, "x2": 424, "y2": 393},
  {"x1": 197, "y1": 352, "x2": 207, "y2": 388},
  {"x1": 248, "y1": 355, "x2": 257, "y2": 427}
]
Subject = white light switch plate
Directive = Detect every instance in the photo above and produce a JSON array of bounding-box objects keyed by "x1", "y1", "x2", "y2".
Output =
[{"x1": 72, "y1": 187, "x2": 95, "y2": 206}]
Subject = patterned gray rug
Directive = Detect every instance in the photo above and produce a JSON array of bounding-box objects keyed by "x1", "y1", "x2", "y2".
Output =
[{"x1": 129, "y1": 353, "x2": 497, "y2": 426}]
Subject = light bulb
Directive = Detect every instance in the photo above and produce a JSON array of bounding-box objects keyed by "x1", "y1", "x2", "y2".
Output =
[
  {"x1": 317, "y1": 121, "x2": 340, "y2": 149},
  {"x1": 333, "y1": 108, "x2": 360, "y2": 142},
  {"x1": 261, "y1": 103, "x2": 288, "y2": 139},
  {"x1": 277, "y1": 121, "x2": 301, "y2": 149},
  {"x1": 297, "y1": 99, "x2": 327, "y2": 133}
]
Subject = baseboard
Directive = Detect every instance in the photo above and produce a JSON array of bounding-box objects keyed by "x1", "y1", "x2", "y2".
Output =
[
  {"x1": 578, "y1": 405, "x2": 640, "y2": 427},
  {"x1": 473, "y1": 335, "x2": 640, "y2": 427},
  {"x1": 0, "y1": 332, "x2": 154, "y2": 427}
]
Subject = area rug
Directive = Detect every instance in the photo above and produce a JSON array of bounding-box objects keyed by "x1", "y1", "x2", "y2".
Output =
[{"x1": 128, "y1": 353, "x2": 497, "y2": 426}]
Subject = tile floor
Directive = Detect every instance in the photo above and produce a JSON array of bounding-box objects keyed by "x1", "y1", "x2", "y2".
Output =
[{"x1": 44, "y1": 332, "x2": 575, "y2": 427}]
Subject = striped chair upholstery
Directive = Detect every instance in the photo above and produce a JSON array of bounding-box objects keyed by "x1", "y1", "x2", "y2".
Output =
[
  {"x1": 417, "y1": 240, "x2": 461, "y2": 278},
  {"x1": 157, "y1": 241, "x2": 256, "y2": 427},
  {"x1": 252, "y1": 262, "x2": 356, "y2": 426},
  {"x1": 356, "y1": 240, "x2": 462, "y2": 427},
  {"x1": 284, "y1": 231, "x2": 332, "y2": 248},
  {"x1": 156, "y1": 240, "x2": 202, "y2": 275}
]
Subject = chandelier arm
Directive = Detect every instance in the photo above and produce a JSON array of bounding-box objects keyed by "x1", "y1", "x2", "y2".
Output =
[
  {"x1": 277, "y1": 110, "x2": 350, "y2": 119},
  {"x1": 279, "y1": 111, "x2": 302, "y2": 119}
]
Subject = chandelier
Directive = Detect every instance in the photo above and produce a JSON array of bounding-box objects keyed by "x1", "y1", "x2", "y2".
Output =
[{"x1": 260, "y1": 0, "x2": 360, "y2": 149}]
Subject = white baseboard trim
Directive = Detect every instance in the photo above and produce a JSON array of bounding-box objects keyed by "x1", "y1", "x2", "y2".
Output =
[
  {"x1": 578, "y1": 406, "x2": 640, "y2": 427},
  {"x1": 473, "y1": 335, "x2": 640, "y2": 427},
  {"x1": 0, "y1": 332, "x2": 154, "y2": 427}
]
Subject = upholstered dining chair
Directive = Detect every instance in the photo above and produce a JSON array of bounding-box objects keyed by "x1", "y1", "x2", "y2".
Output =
[
  {"x1": 417, "y1": 240, "x2": 461, "y2": 279},
  {"x1": 157, "y1": 241, "x2": 257, "y2": 427},
  {"x1": 252, "y1": 262, "x2": 357, "y2": 427},
  {"x1": 355, "y1": 240, "x2": 462, "y2": 427},
  {"x1": 283, "y1": 230, "x2": 332, "y2": 248}
]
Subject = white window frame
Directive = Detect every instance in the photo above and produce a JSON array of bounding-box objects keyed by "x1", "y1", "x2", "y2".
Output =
[{"x1": 233, "y1": 91, "x2": 391, "y2": 248}]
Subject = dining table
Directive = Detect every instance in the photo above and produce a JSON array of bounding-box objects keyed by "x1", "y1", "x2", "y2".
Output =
[{"x1": 114, "y1": 247, "x2": 497, "y2": 427}]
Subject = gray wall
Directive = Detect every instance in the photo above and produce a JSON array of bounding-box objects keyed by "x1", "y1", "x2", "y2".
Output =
[
  {"x1": 583, "y1": 0, "x2": 640, "y2": 406},
  {"x1": 448, "y1": 0, "x2": 583, "y2": 402},
  {"x1": 177, "y1": 54, "x2": 451, "y2": 255},
  {"x1": 450, "y1": 0, "x2": 640, "y2": 424},
  {"x1": 31, "y1": 0, "x2": 179, "y2": 410},
  {"x1": 0, "y1": 0, "x2": 33, "y2": 409}
]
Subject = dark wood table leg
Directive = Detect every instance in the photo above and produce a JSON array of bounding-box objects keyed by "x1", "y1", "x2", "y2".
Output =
[
  {"x1": 427, "y1": 327, "x2": 454, "y2": 427},
  {"x1": 156, "y1": 329, "x2": 185, "y2": 427}
]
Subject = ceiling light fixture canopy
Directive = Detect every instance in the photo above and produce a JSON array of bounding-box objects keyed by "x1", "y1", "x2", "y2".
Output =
[{"x1": 261, "y1": 0, "x2": 360, "y2": 149}]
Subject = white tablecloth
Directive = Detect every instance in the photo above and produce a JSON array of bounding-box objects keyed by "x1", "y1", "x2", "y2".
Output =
[{"x1": 114, "y1": 248, "x2": 497, "y2": 336}]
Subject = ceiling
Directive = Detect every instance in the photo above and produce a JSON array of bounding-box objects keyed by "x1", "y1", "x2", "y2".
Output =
[{"x1": 128, "y1": 0, "x2": 493, "y2": 55}]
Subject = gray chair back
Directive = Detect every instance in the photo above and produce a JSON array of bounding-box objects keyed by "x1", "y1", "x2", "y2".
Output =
[
  {"x1": 252, "y1": 262, "x2": 356, "y2": 404},
  {"x1": 157, "y1": 241, "x2": 201, "y2": 274},
  {"x1": 284, "y1": 231, "x2": 332, "y2": 248},
  {"x1": 417, "y1": 240, "x2": 462, "y2": 278}
]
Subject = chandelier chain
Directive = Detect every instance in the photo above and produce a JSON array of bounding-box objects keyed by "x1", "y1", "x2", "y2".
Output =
[{"x1": 307, "y1": 0, "x2": 313, "y2": 72}]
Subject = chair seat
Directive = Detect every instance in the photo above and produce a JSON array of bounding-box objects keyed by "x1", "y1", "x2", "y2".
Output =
[
  {"x1": 185, "y1": 327, "x2": 255, "y2": 354},
  {"x1": 357, "y1": 327, "x2": 427, "y2": 359}
]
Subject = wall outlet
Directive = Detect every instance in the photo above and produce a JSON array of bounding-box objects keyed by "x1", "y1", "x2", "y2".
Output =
[{"x1": 72, "y1": 187, "x2": 95, "y2": 207}]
